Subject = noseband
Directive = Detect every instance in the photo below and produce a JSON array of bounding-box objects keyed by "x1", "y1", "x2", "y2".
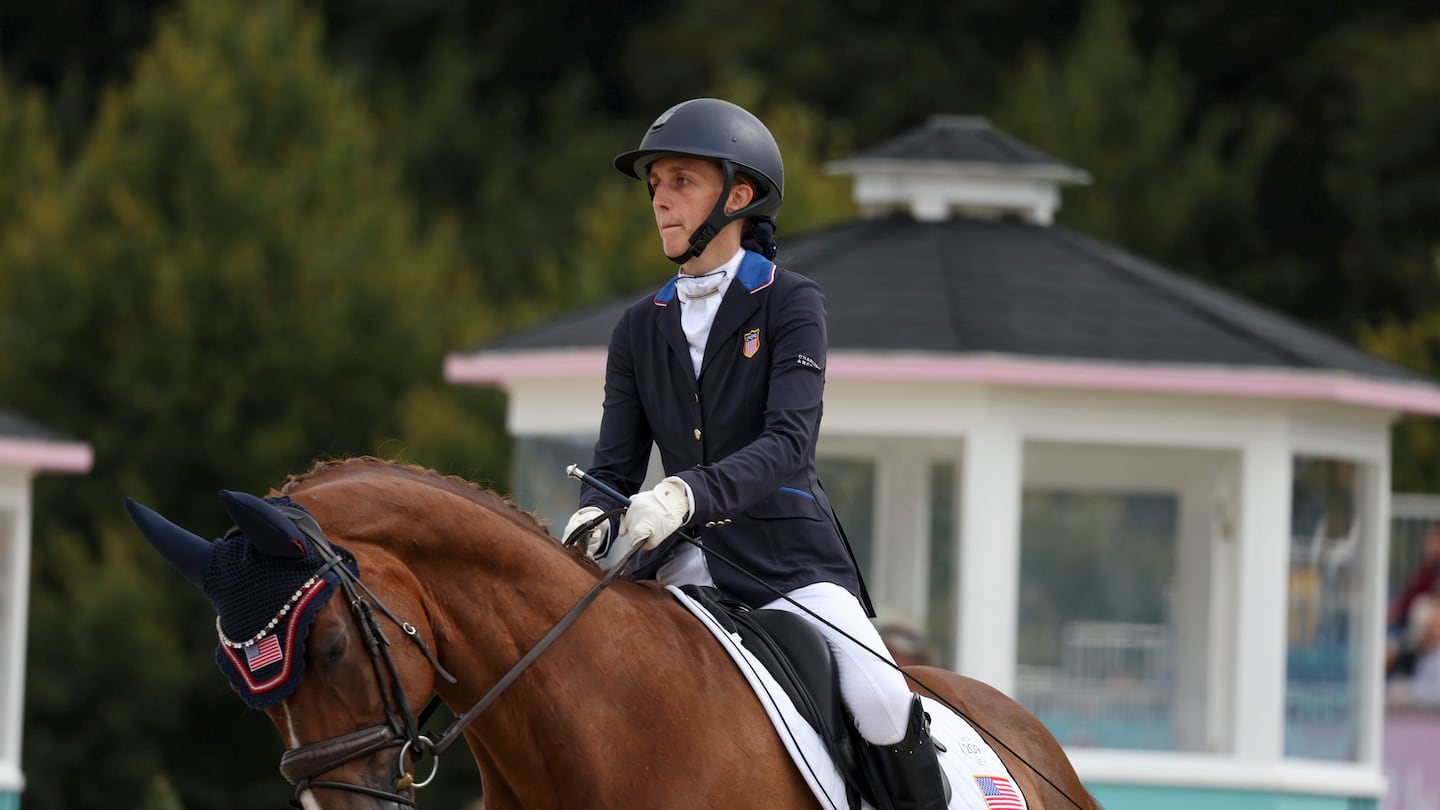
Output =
[{"x1": 272, "y1": 507, "x2": 453, "y2": 808}]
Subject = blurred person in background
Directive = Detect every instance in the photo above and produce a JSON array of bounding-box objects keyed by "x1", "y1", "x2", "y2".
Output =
[
  {"x1": 1388, "y1": 593, "x2": 1440, "y2": 702},
  {"x1": 1389, "y1": 525, "x2": 1440, "y2": 637},
  {"x1": 875, "y1": 609, "x2": 938, "y2": 668}
]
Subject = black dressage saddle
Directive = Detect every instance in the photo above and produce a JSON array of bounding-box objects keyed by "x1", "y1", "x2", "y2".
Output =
[{"x1": 679, "y1": 585, "x2": 877, "y2": 808}]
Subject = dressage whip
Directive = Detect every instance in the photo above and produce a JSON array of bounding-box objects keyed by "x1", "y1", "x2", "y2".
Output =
[{"x1": 566, "y1": 464, "x2": 1090, "y2": 810}]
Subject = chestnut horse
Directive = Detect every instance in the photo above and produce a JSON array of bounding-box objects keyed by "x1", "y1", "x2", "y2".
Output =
[{"x1": 129, "y1": 457, "x2": 1099, "y2": 809}]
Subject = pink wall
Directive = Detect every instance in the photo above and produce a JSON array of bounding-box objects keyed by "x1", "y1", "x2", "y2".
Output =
[{"x1": 1383, "y1": 702, "x2": 1440, "y2": 809}]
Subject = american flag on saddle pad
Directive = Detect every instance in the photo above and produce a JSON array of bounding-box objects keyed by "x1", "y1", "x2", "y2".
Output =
[{"x1": 974, "y1": 774, "x2": 1024, "y2": 810}]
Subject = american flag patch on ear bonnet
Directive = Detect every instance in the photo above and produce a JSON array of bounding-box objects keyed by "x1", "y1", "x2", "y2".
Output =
[{"x1": 204, "y1": 496, "x2": 359, "y2": 709}]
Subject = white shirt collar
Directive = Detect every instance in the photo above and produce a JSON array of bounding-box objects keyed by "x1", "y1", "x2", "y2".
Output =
[{"x1": 675, "y1": 248, "x2": 744, "y2": 302}]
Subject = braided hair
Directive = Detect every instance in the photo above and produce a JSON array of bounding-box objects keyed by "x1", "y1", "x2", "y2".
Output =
[{"x1": 741, "y1": 216, "x2": 778, "y2": 260}]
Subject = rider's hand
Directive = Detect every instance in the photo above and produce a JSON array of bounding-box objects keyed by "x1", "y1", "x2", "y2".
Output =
[
  {"x1": 562, "y1": 506, "x2": 610, "y2": 558},
  {"x1": 618, "y1": 477, "x2": 691, "y2": 550}
]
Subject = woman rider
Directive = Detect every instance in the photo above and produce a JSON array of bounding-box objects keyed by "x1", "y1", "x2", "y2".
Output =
[{"x1": 565, "y1": 98, "x2": 948, "y2": 809}]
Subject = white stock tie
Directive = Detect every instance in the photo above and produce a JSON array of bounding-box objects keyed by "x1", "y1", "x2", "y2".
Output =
[{"x1": 675, "y1": 251, "x2": 742, "y2": 378}]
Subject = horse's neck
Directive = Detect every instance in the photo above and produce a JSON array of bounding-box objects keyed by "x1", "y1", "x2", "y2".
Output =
[
  {"x1": 411, "y1": 516, "x2": 657, "y2": 712},
  {"x1": 412, "y1": 518, "x2": 764, "y2": 803}
]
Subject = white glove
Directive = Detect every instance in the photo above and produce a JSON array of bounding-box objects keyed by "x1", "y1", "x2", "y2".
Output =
[
  {"x1": 562, "y1": 506, "x2": 610, "y2": 558},
  {"x1": 617, "y1": 477, "x2": 692, "y2": 550}
]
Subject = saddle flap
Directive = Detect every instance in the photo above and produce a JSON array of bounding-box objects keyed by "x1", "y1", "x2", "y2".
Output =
[{"x1": 678, "y1": 585, "x2": 865, "y2": 803}]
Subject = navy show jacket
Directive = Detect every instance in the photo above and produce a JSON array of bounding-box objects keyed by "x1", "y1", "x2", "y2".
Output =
[{"x1": 581, "y1": 249, "x2": 872, "y2": 613}]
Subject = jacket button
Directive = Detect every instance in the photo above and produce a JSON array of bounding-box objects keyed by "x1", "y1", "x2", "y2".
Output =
[{"x1": 693, "y1": 428, "x2": 702, "y2": 440}]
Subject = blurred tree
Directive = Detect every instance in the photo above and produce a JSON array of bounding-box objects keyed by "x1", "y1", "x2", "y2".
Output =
[
  {"x1": 0, "y1": 0, "x2": 496, "y2": 806},
  {"x1": 991, "y1": 0, "x2": 1282, "y2": 299},
  {"x1": 1331, "y1": 22, "x2": 1440, "y2": 330},
  {"x1": 309, "y1": 0, "x2": 648, "y2": 323},
  {"x1": 0, "y1": 76, "x2": 60, "y2": 224},
  {"x1": 1127, "y1": 0, "x2": 1440, "y2": 337},
  {"x1": 611, "y1": 0, "x2": 1054, "y2": 146},
  {"x1": 1346, "y1": 23, "x2": 1440, "y2": 492},
  {"x1": 0, "y1": 0, "x2": 175, "y2": 156}
]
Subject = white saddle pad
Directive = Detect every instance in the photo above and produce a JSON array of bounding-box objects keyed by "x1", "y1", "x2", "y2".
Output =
[{"x1": 668, "y1": 586, "x2": 1029, "y2": 810}]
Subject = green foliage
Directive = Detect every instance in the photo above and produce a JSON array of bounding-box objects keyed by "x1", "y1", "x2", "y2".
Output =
[
  {"x1": 992, "y1": 0, "x2": 1282, "y2": 294},
  {"x1": 1340, "y1": 21, "x2": 1440, "y2": 491},
  {"x1": 2, "y1": 0, "x2": 495, "y2": 807},
  {"x1": 0, "y1": 78, "x2": 61, "y2": 226},
  {"x1": 1329, "y1": 21, "x2": 1440, "y2": 325},
  {"x1": 1, "y1": 0, "x2": 483, "y2": 527}
]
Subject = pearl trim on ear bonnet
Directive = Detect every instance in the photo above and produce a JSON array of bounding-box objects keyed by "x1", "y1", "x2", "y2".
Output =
[{"x1": 206, "y1": 495, "x2": 359, "y2": 709}]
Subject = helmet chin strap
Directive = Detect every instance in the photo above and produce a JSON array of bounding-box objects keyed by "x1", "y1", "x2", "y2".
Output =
[{"x1": 666, "y1": 161, "x2": 773, "y2": 266}]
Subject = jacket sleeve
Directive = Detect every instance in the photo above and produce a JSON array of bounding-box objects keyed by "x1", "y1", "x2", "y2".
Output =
[
  {"x1": 582, "y1": 306, "x2": 654, "y2": 511},
  {"x1": 677, "y1": 274, "x2": 827, "y2": 524}
]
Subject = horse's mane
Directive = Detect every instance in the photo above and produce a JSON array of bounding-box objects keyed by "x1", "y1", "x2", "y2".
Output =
[{"x1": 279, "y1": 456, "x2": 549, "y2": 536}]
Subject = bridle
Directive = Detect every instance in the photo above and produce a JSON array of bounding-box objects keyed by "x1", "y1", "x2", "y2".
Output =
[
  {"x1": 268, "y1": 503, "x2": 640, "y2": 807},
  {"x1": 267, "y1": 468, "x2": 1091, "y2": 810},
  {"x1": 273, "y1": 507, "x2": 453, "y2": 808}
]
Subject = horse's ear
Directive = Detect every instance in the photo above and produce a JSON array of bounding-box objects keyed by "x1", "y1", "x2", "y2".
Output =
[
  {"x1": 218, "y1": 490, "x2": 307, "y2": 559},
  {"x1": 124, "y1": 497, "x2": 213, "y2": 589}
]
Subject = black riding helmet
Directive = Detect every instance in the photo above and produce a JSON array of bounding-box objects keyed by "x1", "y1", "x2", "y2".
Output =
[{"x1": 614, "y1": 98, "x2": 784, "y2": 264}]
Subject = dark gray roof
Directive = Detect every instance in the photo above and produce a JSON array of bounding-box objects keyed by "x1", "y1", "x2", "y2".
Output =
[
  {"x1": 0, "y1": 407, "x2": 75, "y2": 442},
  {"x1": 842, "y1": 115, "x2": 1083, "y2": 175},
  {"x1": 476, "y1": 215, "x2": 1422, "y2": 385}
]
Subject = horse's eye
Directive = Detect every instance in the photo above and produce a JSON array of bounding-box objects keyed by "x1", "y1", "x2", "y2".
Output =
[{"x1": 324, "y1": 634, "x2": 347, "y2": 666}]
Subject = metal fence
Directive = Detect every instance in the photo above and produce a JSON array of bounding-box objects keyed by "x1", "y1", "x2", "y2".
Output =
[{"x1": 1390, "y1": 493, "x2": 1440, "y2": 596}]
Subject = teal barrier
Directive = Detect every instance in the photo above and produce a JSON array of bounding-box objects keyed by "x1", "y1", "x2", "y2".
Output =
[{"x1": 1089, "y1": 784, "x2": 1375, "y2": 810}]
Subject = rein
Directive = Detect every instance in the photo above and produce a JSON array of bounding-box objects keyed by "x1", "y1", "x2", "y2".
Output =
[
  {"x1": 566, "y1": 467, "x2": 1092, "y2": 810},
  {"x1": 271, "y1": 503, "x2": 644, "y2": 804},
  {"x1": 428, "y1": 511, "x2": 642, "y2": 755},
  {"x1": 275, "y1": 464, "x2": 1086, "y2": 809}
]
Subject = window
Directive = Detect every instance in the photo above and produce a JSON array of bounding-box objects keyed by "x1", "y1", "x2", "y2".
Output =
[
  {"x1": 1015, "y1": 441, "x2": 1231, "y2": 754},
  {"x1": 513, "y1": 435, "x2": 603, "y2": 536},
  {"x1": 816, "y1": 457, "x2": 876, "y2": 581},
  {"x1": 1018, "y1": 490, "x2": 1180, "y2": 751},
  {"x1": 1285, "y1": 456, "x2": 1367, "y2": 761},
  {"x1": 928, "y1": 462, "x2": 958, "y2": 668}
]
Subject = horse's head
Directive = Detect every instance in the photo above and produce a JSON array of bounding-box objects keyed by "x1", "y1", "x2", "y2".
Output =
[{"x1": 127, "y1": 488, "x2": 451, "y2": 808}]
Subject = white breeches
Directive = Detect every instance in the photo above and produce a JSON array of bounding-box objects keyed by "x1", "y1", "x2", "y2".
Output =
[
  {"x1": 759, "y1": 582, "x2": 913, "y2": 746},
  {"x1": 658, "y1": 544, "x2": 913, "y2": 745}
]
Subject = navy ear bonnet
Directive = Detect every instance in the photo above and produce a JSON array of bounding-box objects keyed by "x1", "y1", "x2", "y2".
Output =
[{"x1": 206, "y1": 495, "x2": 359, "y2": 709}]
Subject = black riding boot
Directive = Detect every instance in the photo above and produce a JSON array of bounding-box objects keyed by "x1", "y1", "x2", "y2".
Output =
[{"x1": 866, "y1": 696, "x2": 951, "y2": 810}]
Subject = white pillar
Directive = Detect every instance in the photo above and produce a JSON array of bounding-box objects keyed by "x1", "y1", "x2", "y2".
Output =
[
  {"x1": 0, "y1": 471, "x2": 33, "y2": 797},
  {"x1": 1359, "y1": 454, "x2": 1390, "y2": 768},
  {"x1": 875, "y1": 444, "x2": 930, "y2": 623},
  {"x1": 956, "y1": 424, "x2": 1022, "y2": 694},
  {"x1": 1232, "y1": 437, "x2": 1291, "y2": 763}
]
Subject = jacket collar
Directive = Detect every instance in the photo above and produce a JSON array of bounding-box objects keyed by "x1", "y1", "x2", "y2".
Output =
[{"x1": 653, "y1": 250, "x2": 775, "y2": 306}]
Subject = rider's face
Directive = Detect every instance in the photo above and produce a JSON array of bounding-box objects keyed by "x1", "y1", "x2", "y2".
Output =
[{"x1": 647, "y1": 157, "x2": 751, "y2": 269}]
